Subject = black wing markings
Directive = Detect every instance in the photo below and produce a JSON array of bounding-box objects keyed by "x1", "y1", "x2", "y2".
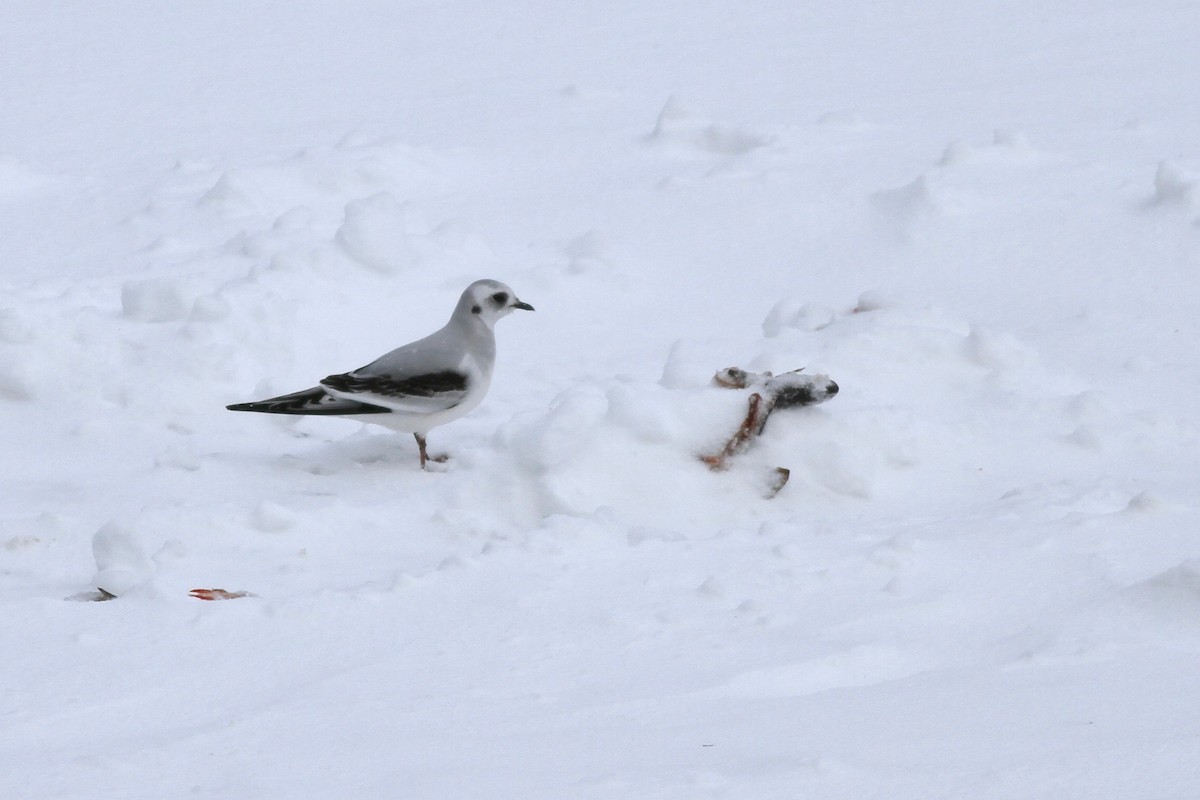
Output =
[
  {"x1": 226, "y1": 386, "x2": 391, "y2": 416},
  {"x1": 320, "y1": 369, "x2": 469, "y2": 401},
  {"x1": 227, "y1": 371, "x2": 470, "y2": 417}
]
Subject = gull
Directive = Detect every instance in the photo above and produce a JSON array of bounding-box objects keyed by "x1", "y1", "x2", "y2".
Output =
[{"x1": 227, "y1": 279, "x2": 533, "y2": 469}]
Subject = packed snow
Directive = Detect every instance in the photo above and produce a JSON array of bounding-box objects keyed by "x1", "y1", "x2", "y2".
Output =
[{"x1": 2, "y1": 2, "x2": 1199, "y2": 798}]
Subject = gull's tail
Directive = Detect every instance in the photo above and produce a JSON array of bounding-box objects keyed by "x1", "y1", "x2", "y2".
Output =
[{"x1": 227, "y1": 386, "x2": 391, "y2": 416}]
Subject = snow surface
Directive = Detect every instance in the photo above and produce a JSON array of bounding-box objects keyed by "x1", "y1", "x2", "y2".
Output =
[{"x1": 3, "y1": 2, "x2": 1199, "y2": 798}]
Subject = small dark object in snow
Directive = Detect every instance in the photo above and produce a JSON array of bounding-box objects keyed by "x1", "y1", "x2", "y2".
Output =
[
  {"x1": 713, "y1": 367, "x2": 755, "y2": 389},
  {"x1": 702, "y1": 367, "x2": 839, "y2": 496},
  {"x1": 65, "y1": 588, "x2": 118, "y2": 602},
  {"x1": 712, "y1": 367, "x2": 839, "y2": 412},
  {"x1": 766, "y1": 467, "x2": 791, "y2": 499}
]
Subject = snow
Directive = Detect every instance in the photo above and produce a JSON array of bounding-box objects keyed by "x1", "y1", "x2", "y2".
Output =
[{"x1": 3, "y1": 2, "x2": 1200, "y2": 798}]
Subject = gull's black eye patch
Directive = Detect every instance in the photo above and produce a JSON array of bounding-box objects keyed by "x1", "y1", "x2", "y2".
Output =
[{"x1": 490, "y1": 292, "x2": 509, "y2": 305}]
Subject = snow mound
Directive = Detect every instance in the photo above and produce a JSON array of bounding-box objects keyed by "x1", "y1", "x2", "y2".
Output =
[
  {"x1": 875, "y1": 132, "x2": 1045, "y2": 237},
  {"x1": 647, "y1": 96, "x2": 775, "y2": 156},
  {"x1": 937, "y1": 129, "x2": 1037, "y2": 167},
  {"x1": 763, "y1": 300, "x2": 836, "y2": 335},
  {"x1": 873, "y1": 174, "x2": 948, "y2": 227},
  {"x1": 561, "y1": 230, "x2": 613, "y2": 275},
  {"x1": 335, "y1": 191, "x2": 426, "y2": 273},
  {"x1": 1124, "y1": 560, "x2": 1200, "y2": 624},
  {"x1": 121, "y1": 276, "x2": 194, "y2": 323},
  {"x1": 441, "y1": 295, "x2": 1119, "y2": 529},
  {"x1": 1152, "y1": 159, "x2": 1199, "y2": 209},
  {"x1": 198, "y1": 170, "x2": 271, "y2": 217}
]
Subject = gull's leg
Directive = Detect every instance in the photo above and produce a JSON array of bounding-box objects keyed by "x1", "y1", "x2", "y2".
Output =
[{"x1": 414, "y1": 433, "x2": 449, "y2": 470}]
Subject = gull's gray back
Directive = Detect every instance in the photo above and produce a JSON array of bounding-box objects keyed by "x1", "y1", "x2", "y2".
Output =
[{"x1": 354, "y1": 310, "x2": 495, "y2": 381}]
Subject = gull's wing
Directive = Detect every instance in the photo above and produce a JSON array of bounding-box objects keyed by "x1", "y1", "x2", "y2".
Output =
[
  {"x1": 229, "y1": 319, "x2": 483, "y2": 418},
  {"x1": 320, "y1": 368, "x2": 470, "y2": 415},
  {"x1": 226, "y1": 386, "x2": 391, "y2": 415},
  {"x1": 317, "y1": 322, "x2": 481, "y2": 414}
]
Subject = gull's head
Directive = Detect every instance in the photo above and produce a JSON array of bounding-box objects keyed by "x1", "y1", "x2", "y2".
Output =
[{"x1": 457, "y1": 279, "x2": 534, "y2": 328}]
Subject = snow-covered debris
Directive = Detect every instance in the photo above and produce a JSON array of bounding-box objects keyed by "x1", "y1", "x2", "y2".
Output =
[{"x1": 703, "y1": 367, "x2": 840, "y2": 493}]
